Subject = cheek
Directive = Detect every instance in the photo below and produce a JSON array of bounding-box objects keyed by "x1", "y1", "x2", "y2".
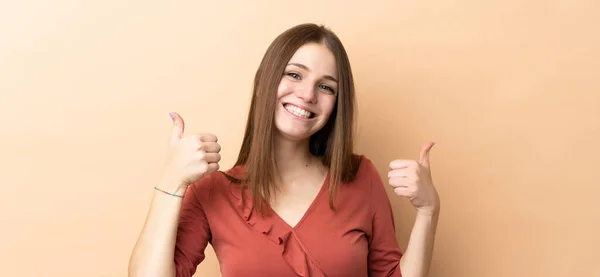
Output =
[
  {"x1": 276, "y1": 79, "x2": 292, "y2": 98},
  {"x1": 319, "y1": 98, "x2": 337, "y2": 118}
]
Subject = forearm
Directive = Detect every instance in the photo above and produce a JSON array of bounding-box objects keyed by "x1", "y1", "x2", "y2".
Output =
[
  {"x1": 128, "y1": 180, "x2": 187, "y2": 277},
  {"x1": 399, "y1": 209, "x2": 440, "y2": 277}
]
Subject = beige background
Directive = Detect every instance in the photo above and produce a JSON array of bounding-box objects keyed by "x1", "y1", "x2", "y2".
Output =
[{"x1": 1, "y1": 1, "x2": 599, "y2": 276}]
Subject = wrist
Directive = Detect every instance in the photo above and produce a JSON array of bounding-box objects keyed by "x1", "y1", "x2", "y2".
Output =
[
  {"x1": 416, "y1": 205, "x2": 440, "y2": 217},
  {"x1": 156, "y1": 176, "x2": 188, "y2": 195}
]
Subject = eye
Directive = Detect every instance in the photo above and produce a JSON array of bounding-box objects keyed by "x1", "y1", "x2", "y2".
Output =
[
  {"x1": 318, "y1": 84, "x2": 336, "y2": 94},
  {"x1": 285, "y1": 72, "x2": 301, "y2": 80}
]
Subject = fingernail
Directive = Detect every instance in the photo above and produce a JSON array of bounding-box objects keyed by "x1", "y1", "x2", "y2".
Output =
[{"x1": 169, "y1": 112, "x2": 174, "y2": 119}]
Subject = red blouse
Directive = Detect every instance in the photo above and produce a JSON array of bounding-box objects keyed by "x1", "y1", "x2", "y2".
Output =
[{"x1": 174, "y1": 155, "x2": 403, "y2": 277}]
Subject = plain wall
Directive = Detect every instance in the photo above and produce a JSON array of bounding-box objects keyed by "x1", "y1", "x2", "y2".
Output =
[{"x1": 1, "y1": 1, "x2": 599, "y2": 276}]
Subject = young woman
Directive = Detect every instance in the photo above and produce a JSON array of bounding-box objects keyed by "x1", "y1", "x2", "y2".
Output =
[{"x1": 129, "y1": 23, "x2": 440, "y2": 277}]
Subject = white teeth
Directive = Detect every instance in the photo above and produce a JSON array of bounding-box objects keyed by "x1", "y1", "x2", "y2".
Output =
[{"x1": 285, "y1": 104, "x2": 313, "y2": 118}]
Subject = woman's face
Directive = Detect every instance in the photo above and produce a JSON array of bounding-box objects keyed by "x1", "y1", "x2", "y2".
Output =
[{"x1": 274, "y1": 42, "x2": 338, "y2": 142}]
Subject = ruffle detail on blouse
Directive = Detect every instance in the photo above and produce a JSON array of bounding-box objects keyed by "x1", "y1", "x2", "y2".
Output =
[{"x1": 223, "y1": 167, "x2": 326, "y2": 277}]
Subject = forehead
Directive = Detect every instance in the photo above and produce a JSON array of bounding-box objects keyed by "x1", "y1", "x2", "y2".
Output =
[{"x1": 287, "y1": 43, "x2": 337, "y2": 77}]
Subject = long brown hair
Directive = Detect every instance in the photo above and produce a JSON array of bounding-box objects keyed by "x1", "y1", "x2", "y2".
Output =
[{"x1": 233, "y1": 23, "x2": 360, "y2": 214}]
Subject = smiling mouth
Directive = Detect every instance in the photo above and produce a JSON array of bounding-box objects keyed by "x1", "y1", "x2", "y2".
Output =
[{"x1": 283, "y1": 103, "x2": 316, "y2": 119}]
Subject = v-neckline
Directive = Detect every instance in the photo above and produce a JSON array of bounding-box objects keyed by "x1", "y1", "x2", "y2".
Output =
[{"x1": 269, "y1": 171, "x2": 330, "y2": 230}]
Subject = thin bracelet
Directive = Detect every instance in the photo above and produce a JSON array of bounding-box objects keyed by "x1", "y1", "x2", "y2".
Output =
[{"x1": 154, "y1": 186, "x2": 184, "y2": 198}]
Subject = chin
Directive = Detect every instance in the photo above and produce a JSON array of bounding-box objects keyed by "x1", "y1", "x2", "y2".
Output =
[
  {"x1": 274, "y1": 120, "x2": 316, "y2": 141},
  {"x1": 275, "y1": 130, "x2": 313, "y2": 142}
]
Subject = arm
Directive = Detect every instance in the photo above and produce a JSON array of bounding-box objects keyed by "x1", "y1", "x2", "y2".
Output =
[
  {"x1": 128, "y1": 179, "x2": 187, "y2": 277},
  {"x1": 128, "y1": 177, "x2": 212, "y2": 277},
  {"x1": 399, "y1": 209, "x2": 439, "y2": 277},
  {"x1": 369, "y1": 166, "x2": 440, "y2": 277},
  {"x1": 128, "y1": 112, "x2": 219, "y2": 277},
  {"x1": 389, "y1": 141, "x2": 441, "y2": 277}
]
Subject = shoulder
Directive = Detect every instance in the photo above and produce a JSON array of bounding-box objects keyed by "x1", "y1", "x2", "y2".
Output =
[
  {"x1": 351, "y1": 154, "x2": 390, "y2": 197},
  {"x1": 339, "y1": 153, "x2": 384, "y2": 194},
  {"x1": 351, "y1": 153, "x2": 381, "y2": 180},
  {"x1": 336, "y1": 154, "x2": 390, "y2": 212}
]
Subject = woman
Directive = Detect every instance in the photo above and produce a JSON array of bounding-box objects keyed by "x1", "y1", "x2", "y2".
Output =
[{"x1": 129, "y1": 23, "x2": 440, "y2": 277}]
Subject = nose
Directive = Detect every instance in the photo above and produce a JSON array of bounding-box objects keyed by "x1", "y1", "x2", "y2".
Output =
[{"x1": 294, "y1": 82, "x2": 317, "y2": 104}]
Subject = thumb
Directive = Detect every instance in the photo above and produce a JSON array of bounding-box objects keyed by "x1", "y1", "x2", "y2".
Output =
[
  {"x1": 419, "y1": 141, "x2": 436, "y2": 168},
  {"x1": 169, "y1": 112, "x2": 185, "y2": 145}
]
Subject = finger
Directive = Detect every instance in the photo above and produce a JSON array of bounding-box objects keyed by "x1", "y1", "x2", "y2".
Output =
[
  {"x1": 169, "y1": 112, "x2": 185, "y2": 145},
  {"x1": 389, "y1": 159, "x2": 418, "y2": 170},
  {"x1": 419, "y1": 141, "x2": 436, "y2": 168},
  {"x1": 203, "y1": 153, "x2": 221, "y2": 163},
  {"x1": 394, "y1": 187, "x2": 415, "y2": 198},
  {"x1": 387, "y1": 168, "x2": 413, "y2": 178},
  {"x1": 193, "y1": 162, "x2": 208, "y2": 175},
  {"x1": 389, "y1": 169, "x2": 419, "y2": 180},
  {"x1": 206, "y1": 162, "x2": 220, "y2": 173},
  {"x1": 389, "y1": 177, "x2": 410, "y2": 188},
  {"x1": 200, "y1": 142, "x2": 221, "y2": 153},
  {"x1": 194, "y1": 150, "x2": 206, "y2": 160},
  {"x1": 196, "y1": 133, "x2": 218, "y2": 142}
]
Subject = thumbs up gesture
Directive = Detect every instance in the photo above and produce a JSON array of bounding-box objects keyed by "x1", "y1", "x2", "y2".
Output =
[
  {"x1": 161, "y1": 112, "x2": 221, "y2": 191},
  {"x1": 388, "y1": 142, "x2": 440, "y2": 214}
]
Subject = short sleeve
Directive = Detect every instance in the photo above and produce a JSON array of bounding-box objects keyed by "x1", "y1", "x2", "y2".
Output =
[
  {"x1": 173, "y1": 177, "x2": 213, "y2": 277},
  {"x1": 365, "y1": 159, "x2": 403, "y2": 277}
]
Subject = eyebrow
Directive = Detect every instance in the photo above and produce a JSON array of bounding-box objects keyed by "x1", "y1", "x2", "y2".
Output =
[{"x1": 287, "y1": 63, "x2": 338, "y2": 83}]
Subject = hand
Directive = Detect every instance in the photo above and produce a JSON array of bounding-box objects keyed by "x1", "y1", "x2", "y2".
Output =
[
  {"x1": 161, "y1": 112, "x2": 221, "y2": 190},
  {"x1": 388, "y1": 142, "x2": 440, "y2": 215}
]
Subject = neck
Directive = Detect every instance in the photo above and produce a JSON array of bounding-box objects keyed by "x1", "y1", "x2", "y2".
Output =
[{"x1": 273, "y1": 134, "x2": 319, "y2": 176}]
